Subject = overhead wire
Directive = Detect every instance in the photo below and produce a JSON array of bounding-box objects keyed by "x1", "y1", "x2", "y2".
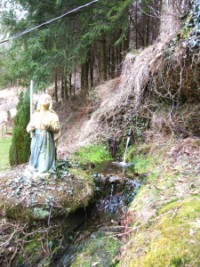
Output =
[{"x1": 0, "y1": 0, "x2": 99, "y2": 45}]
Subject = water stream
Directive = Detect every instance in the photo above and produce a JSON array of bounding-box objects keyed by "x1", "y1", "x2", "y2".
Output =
[
  {"x1": 52, "y1": 161, "x2": 141, "y2": 267},
  {"x1": 123, "y1": 136, "x2": 131, "y2": 164}
]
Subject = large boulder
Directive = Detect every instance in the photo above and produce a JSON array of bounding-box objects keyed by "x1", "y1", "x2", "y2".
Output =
[{"x1": 0, "y1": 164, "x2": 94, "y2": 221}]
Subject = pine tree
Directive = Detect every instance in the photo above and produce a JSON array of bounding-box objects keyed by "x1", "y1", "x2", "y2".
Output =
[{"x1": 0, "y1": 0, "x2": 132, "y2": 90}]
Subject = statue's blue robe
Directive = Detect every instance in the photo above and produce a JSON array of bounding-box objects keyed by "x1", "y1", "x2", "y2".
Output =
[{"x1": 29, "y1": 129, "x2": 55, "y2": 173}]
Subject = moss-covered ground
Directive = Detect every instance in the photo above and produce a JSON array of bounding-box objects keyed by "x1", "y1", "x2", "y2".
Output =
[
  {"x1": 118, "y1": 138, "x2": 200, "y2": 267},
  {"x1": 71, "y1": 230, "x2": 120, "y2": 267}
]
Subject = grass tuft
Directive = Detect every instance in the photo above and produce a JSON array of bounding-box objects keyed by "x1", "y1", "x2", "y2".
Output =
[
  {"x1": 0, "y1": 137, "x2": 12, "y2": 171},
  {"x1": 75, "y1": 144, "x2": 111, "y2": 164}
]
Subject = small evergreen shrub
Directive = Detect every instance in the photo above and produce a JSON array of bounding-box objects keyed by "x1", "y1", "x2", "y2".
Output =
[{"x1": 9, "y1": 91, "x2": 31, "y2": 165}]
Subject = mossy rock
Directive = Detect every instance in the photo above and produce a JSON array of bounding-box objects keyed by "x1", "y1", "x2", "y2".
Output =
[{"x1": 0, "y1": 166, "x2": 95, "y2": 221}]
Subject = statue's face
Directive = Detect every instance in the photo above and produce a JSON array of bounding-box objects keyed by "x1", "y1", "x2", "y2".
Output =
[{"x1": 39, "y1": 94, "x2": 51, "y2": 108}]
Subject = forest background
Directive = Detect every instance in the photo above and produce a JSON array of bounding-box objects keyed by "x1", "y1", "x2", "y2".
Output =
[{"x1": 0, "y1": 0, "x2": 161, "y2": 95}]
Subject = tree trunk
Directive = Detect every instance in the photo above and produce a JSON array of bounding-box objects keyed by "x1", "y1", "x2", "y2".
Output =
[
  {"x1": 111, "y1": 39, "x2": 115, "y2": 78},
  {"x1": 160, "y1": 0, "x2": 189, "y2": 41},
  {"x1": 54, "y1": 69, "x2": 58, "y2": 102},
  {"x1": 81, "y1": 61, "x2": 89, "y2": 95},
  {"x1": 69, "y1": 73, "x2": 72, "y2": 97},
  {"x1": 64, "y1": 77, "x2": 68, "y2": 100},
  {"x1": 146, "y1": 14, "x2": 150, "y2": 47},
  {"x1": 119, "y1": 30, "x2": 122, "y2": 66},
  {"x1": 99, "y1": 36, "x2": 107, "y2": 82},
  {"x1": 73, "y1": 69, "x2": 77, "y2": 96},
  {"x1": 135, "y1": 0, "x2": 138, "y2": 49},
  {"x1": 89, "y1": 48, "x2": 94, "y2": 89},
  {"x1": 61, "y1": 71, "x2": 64, "y2": 100}
]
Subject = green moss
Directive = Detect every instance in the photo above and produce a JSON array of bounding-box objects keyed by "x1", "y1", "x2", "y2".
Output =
[
  {"x1": 60, "y1": 168, "x2": 95, "y2": 212},
  {"x1": 133, "y1": 155, "x2": 155, "y2": 174},
  {"x1": 24, "y1": 238, "x2": 41, "y2": 254},
  {"x1": 129, "y1": 185, "x2": 160, "y2": 215},
  {"x1": 181, "y1": 26, "x2": 191, "y2": 39},
  {"x1": 126, "y1": 145, "x2": 136, "y2": 162},
  {"x1": 16, "y1": 222, "x2": 68, "y2": 266},
  {"x1": 124, "y1": 198, "x2": 200, "y2": 267},
  {"x1": 70, "y1": 168, "x2": 93, "y2": 181},
  {"x1": 119, "y1": 138, "x2": 200, "y2": 267},
  {"x1": 17, "y1": 233, "x2": 47, "y2": 266},
  {"x1": 71, "y1": 230, "x2": 120, "y2": 267},
  {"x1": 125, "y1": 144, "x2": 156, "y2": 175},
  {"x1": 75, "y1": 144, "x2": 111, "y2": 164}
]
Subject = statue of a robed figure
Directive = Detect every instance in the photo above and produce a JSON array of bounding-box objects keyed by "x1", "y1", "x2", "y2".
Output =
[{"x1": 26, "y1": 94, "x2": 60, "y2": 173}]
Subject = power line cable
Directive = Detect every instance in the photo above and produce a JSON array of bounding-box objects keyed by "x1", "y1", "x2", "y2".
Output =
[{"x1": 0, "y1": 0, "x2": 99, "y2": 45}]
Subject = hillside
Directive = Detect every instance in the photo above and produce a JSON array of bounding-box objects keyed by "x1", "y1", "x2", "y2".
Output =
[
  {"x1": 58, "y1": 42, "x2": 200, "y2": 155},
  {"x1": 53, "y1": 2, "x2": 200, "y2": 264}
]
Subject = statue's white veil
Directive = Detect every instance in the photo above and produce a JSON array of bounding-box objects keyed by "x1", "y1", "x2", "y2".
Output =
[{"x1": 36, "y1": 93, "x2": 55, "y2": 112}]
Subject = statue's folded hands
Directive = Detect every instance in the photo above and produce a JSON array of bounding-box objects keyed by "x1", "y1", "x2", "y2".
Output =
[{"x1": 26, "y1": 123, "x2": 35, "y2": 133}]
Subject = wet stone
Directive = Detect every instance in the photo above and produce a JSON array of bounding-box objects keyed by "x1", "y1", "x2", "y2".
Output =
[{"x1": 108, "y1": 176, "x2": 121, "y2": 183}]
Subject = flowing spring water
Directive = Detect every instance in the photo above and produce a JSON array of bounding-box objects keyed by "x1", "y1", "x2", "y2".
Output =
[
  {"x1": 123, "y1": 136, "x2": 131, "y2": 164},
  {"x1": 53, "y1": 161, "x2": 141, "y2": 267},
  {"x1": 113, "y1": 129, "x2": 133, "y2": 168}
]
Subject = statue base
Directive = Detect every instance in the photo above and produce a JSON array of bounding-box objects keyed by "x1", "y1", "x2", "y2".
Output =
[{"x1": 23, "y1": 166, "x2": 51, "y2": 180}]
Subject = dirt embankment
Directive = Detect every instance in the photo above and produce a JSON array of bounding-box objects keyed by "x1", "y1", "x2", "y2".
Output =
[{"x1": 57, "y1": 40, "x2": 200, "y2": 156}]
